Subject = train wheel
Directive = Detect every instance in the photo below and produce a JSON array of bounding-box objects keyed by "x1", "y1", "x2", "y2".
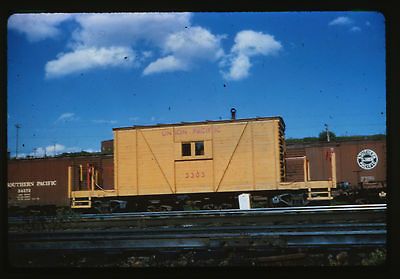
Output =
[
  {"x1": 146, "y1": 205, "x2": 158, "y2": 212},
  {"x1": 202, "y1": 204, "x2": 216, "y2": 210},
  {"x1": 220, "y1": 203, "x2": 232, "y2": 209},
  {"x1": 355, "y1": 198, "x2": 368, "y2": 204},
  {"x1": 160, "y1": 205, "x2": 172, "y2": 211}
]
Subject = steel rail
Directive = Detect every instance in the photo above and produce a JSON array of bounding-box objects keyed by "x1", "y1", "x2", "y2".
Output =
[
  {"x1": 8, "y1": 204, "x2": 387, "y2": 224},
  {"x1": 80, "y1": 203, "x2": 387, "y2": 218},
  {"x1": 9, "y1": 204, "x2": 386, "y2": 252},
  {"x1": 10, "y1": 222, "x2": 386, "y2": 236},
  {"x1": 9, "y1": 222, "x2": 386, "y2": 251}
]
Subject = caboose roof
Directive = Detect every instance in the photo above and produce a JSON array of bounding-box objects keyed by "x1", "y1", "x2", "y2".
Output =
[{"x1": 113, "y1": 116, "x2": 285, "y2": 131}]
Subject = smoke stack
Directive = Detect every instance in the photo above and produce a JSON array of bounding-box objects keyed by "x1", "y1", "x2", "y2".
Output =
[{"x1": 230, "y1": 108, "x2": 237, "y2": 120}]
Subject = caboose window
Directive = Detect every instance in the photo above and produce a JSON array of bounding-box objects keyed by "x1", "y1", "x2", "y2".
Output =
[
  {"x1": 182, "y1": 143, "x2": 191, "y2": 156},
  {"x1": 195, "y1": 141, "x2": 204, "y2": 156}
]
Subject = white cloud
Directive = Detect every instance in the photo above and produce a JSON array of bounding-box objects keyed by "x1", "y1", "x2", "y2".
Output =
[
  {"x1": 44, "y1": 13, "x2": 194, "y2": 77},
  {"x1": 129, "y1": 116, "x2": 140, "y2": 122},
  {"x1": 164, "y1": 26, "x2": 224, "y2": 60},
  {"x1": 31, "y1": 144, "x2": 98, "y2": 157},
  {"x1": 11, "y1": 13, "x2": 228, "y2": 78},
  {"x1": 16, "y1": 153, "x2": 27, "y2": 159},
  {"x1": 222, "y1": 54, "x2": 251, "y2": 80},
  {"x1": 82, "y1": 148, "x2": 99, "y2": 153},
  {"x1": 32, "y1": 144, "x2": 66, "y2": 157},
  {"x1": 46, "y1": 144, "x2": 66, "y2": 153},
  {"x1": 56, "y1": 112, "x2": 77, "y2": 122},
  {"x1": 329, "y1": 16, "x2": 353, "y2": 26},
  {"x1": 143, "y1": 55, "x2": 188, "y2": 75},
  {"x1": 329, "y1": 16, "x2": 362, "y2": 34},
  {"x1": 8, "y1": 13, "x2": 73, "y2": 42},
  {"x1": 350, "y1": 26, "x2": 361, "y2": 32},
  {"x1": 45, "y1": 47, "x2": 136, "y2": 78},
  {"x1": 92, "y1": 119, "x2": 118, "y2": 124},
  {"x1": 141, "y1": 51, "x2": 153, "y2": 60},
  {"x1": 221, "y1": 30, "x2": 282, "y2": 81},
  {"x1": 142, "y1": 51, "x2": 152, "y2": 58},
  {"x1": 143, "y1": 26, "x2": 224, "y2": 75},
  {"x1": 231, "y1": 30, "x2": 282, "y2": 56},
  {"x1": 71, "y1": 13, "x2": 192, "y2": 48}
]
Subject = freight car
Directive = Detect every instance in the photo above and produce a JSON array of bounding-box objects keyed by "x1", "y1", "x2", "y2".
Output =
[
  {"x1": 286, "y1": 139, "x2": 387, "y2": 204},
  {"x1": 68, "y1": 115, "x2": 337, "y2": 212},
  {"x1": 7, "y1": 154, "x2": 113, "y2": 214}
]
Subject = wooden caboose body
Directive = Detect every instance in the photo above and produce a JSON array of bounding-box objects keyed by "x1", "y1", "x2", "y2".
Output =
[
  {"x1": 114, "y1": 117, "x2": 286, "y2": 196},
  {"x1": 69, "y1": 117, "x2": 336, "y2": 209}
]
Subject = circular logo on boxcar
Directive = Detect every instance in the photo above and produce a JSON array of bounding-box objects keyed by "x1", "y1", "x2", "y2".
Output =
[{"x1": 357, "y1": 149, "x2": 378, "y2": 170}]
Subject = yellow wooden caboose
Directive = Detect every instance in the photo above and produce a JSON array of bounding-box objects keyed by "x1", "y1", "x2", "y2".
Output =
[{"x1": 69, "y1": 116, "x2": 336, "y2": 209}]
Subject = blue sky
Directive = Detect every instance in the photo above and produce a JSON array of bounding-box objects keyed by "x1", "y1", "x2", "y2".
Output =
[{"x1": 7, "y1": 12, "x2": 386, "y2": 158}]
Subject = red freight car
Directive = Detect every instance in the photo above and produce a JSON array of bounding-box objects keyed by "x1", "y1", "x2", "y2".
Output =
[
  {"x1": 286, "y1": 139, "x2": 386, "y2": 186},
  {"x1": 286, "y1": 139, "x2": 386, "y2": 202},
  {"x1": 7, "y1": 155, "x2": 113, "y2": 211}
]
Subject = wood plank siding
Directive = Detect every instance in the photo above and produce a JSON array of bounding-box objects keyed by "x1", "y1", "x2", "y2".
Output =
[{"x1": 113, "y1": 118, "x2": 287, "y2": 196}]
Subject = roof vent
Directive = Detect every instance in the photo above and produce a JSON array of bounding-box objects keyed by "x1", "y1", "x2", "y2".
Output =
[{"x1": 230, "y1": 108, "x2": 237, "y2": 120}]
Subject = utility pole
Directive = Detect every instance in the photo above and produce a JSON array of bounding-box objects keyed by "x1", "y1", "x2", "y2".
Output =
[
  {"x1": 15, "y1": 124, "x2": 21, "y2": 158},
  {"x1": 324, "y1": 123, "x2": 330, "y2": 142}
]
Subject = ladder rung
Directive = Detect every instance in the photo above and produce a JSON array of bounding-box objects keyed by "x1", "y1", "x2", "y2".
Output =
[
  {"x1": 307, "y1": 196, "x2": 333, "y2": 201},
  {"x1": 309, "y1": 191, "x2": 330, "y2": 195},
  {"x1": 71, "y1": 205, "x2": 92, "y2": 209},
  {"x1": 71, "y1": 197, "x2": 92, "y2": 208},
  {"x1": 308, "y1": 188, "x2": 331, "y2": 191},
  {"x1": 307, "y1": 187, "x2": 332, "y2": 201}
]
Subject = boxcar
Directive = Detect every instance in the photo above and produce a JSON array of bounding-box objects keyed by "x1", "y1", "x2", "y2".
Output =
[
  {"x1": 286, "y1": 139, "x2": 386, "y2": 188},
  {"x1": 8, "y1": 155, "x2": 113, "y2": 211}
]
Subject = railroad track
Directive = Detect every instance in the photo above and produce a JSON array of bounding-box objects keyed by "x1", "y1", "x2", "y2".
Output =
[
  {"x1": 9, "y1": 223, "x2": 385, "y2": 252},
  {"x1": 8, "y1": 204, "x2": 386, "y2": 252},
  {"x1": 8, "y1": 203, "x2": 386, "y2": 229}
]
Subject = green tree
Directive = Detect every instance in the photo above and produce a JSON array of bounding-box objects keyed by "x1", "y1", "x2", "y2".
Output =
[{"x1": 318, "y1": 130, "x2": 336, "y2": 142}]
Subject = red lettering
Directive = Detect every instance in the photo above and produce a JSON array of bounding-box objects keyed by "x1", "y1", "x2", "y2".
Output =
[
  {"x1": 176, "y1": 129, "x2": 188, "y2": 135},
  {"x1": 192, "y1": 127, "x2": 213, "y2": 134},
  {"x1": 162, "y1": 130, "x2": 172, "y2": 136},
  {"x1": 183, "y1": 171, "x2": 207, "y2": 179}
]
